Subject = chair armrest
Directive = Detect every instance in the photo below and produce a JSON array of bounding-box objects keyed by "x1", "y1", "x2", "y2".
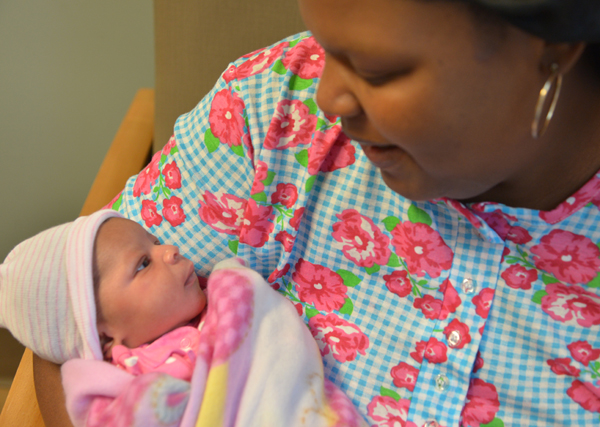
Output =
[{"x1": 0, "y1": 88, "x2": 155, "y2": 427}]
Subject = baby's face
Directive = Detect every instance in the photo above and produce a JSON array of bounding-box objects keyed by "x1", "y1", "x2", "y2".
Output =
[{"x1": 94, "y1": 218, "x2": 206, "y2": 357}]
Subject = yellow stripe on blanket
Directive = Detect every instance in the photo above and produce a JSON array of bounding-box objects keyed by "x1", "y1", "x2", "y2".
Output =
[{"x1": 196, "y1": 363, "x2": 228, "y2": 427}]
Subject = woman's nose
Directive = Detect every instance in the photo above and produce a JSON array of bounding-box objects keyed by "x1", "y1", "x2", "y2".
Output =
[
  {"x1": 162, "y1": 245, "x2": 180, "y2": 264},
  {"x1": 316, "y1": 54, "x2": 362, "y2": 119}
]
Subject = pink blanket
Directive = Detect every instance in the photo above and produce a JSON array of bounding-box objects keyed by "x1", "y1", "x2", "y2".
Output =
[{"x1": 62, "y1": 258, "x2": 366, "y2": 427}]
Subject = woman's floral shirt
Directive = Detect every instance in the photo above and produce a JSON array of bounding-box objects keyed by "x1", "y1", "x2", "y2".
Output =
[{"x1": 110, "y1": 32, "x2": 600, "y2": 426}]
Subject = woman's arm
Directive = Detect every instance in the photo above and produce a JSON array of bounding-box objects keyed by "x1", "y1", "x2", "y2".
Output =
[{"x1": 33, "y1": 354, "x2": 75, "y2": 427}]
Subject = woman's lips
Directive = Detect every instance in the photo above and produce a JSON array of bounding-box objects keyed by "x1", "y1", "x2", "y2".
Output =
[{"x1": 360, "y1": 144, "x2": 405, "y2": 169}]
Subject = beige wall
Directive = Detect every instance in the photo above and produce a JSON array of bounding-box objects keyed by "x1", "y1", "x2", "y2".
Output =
[{"x1": 0, "y1": 1, "x2": 154, "y2": 381}]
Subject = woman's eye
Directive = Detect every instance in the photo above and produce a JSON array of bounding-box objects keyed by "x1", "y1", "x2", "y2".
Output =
[{"x1": 137, "y1": 258, "x2": 150, "y2": 272}]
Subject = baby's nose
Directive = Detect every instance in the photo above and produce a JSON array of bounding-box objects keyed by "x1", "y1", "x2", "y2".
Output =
[{"x1": 164, "y1": 245, "x2": 180, "y2": 263}]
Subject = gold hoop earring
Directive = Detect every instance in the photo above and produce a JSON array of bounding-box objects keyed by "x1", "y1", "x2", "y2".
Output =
[{"x1": 531, "y1": 63, "x2": 563, "y2": 139}]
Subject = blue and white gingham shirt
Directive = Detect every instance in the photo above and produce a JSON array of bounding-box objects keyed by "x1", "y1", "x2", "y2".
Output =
[{"x1": 116, "y1": 32, "x2": 600, "y2": 426}]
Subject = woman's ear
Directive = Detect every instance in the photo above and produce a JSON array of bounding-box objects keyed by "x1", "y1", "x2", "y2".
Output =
[{"x1": 540, "y1": 41, "x2": 586, "y2": 75}]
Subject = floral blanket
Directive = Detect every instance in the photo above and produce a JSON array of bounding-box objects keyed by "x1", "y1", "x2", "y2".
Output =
[{"x1": 62, "y1": 258, "x2": 366, "y2": 427}]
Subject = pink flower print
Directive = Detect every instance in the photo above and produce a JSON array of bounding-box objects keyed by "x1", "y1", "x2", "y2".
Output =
[
  {"x1": 308, "y1": 313, "x2": 369, "y2": 363},
  {"x1": 439, "y1": 278, "x2": 462, "y2": 320},
  {"x1": 476, "y1": 209, "x2": 532, "y2": 245},
  {"x1": 473, "y1": 351, "x2": 484, "y2": 373},
  {"x1": 541, "y1": 175, "x2": 600, "y2": 224},
  {"x1": 506, "y1": 226, "x2": 532, "y2": 245},
  {"x1": 282, "y1": 37, "x2": 325, "y2": 80},
  {"x1": 547, "y1": 358, "x2": 581, "y2": 376},
  {"x1": 292, "y1": 259, "x2": 348, "y2": 311},
  {"x1": 267, "y1": 263, "x2": 290, "y2": 283},
  {"x1": 391, "y1": 221, "x2": 453, "y2": 278},
  {"x1": 161, "y1": 135, "x2": 177, "y2": 156},
  {"x1": 238, "y1": 199, "x2": 275, "y2": 248},
  {"x1": 390, "y1": 362, "x2": 419, "y2": 391},
  {"x1": 103, "y1": 190, "x2": 123, "y2": 210},
  {"x1": 472, "y1": 288, "x2": 495, "y2": 319},
  {"x1": 271, "y1": 183, "x2": 298, "y2": 208},
  {"x1": 250, "y1": 160, "x2": 268, "y2": 195},
  {"x1": 413, "y1": 295, "x2": 443, "y2": 320},
  {"x1": 367, "y1": 396, "x2": 413, "y2": 427},
  {"x1": 163, "y1": 196, "x2": 186, "y2": 227},
  {"x1": 236, "y1": 42, "x2": 286, "y2": 79},
  {"x1": 410, "y1": 340, "x2": 427, "y2": 364},
  {"x1": 222, "y1": 64, "x2": 237, "y2": 83},
  {"x1": 141, "y1": 199, "x2": 162, "y2": 227},
  {"x1": 264, "y1": 99, "x2": 317, "y2": 150},
  {"x1": 541, "y1": 283, "x2": 600, "y2": 327},
  {"x1": 290, "y1": 207, "x2": 304, "y2": 231},
  {"x1": 501, "y1": 264, "x2": 538, "y2": 290},
  {"x1": 423, "y1": 337, "x2": 448, "y2": 364},
  {"x1": 566, "y1": 380, "x2": 600, "y2": 413},
  {"x1": 460, "y1": 378, "x2": 500, "y2": 427},
  {"x1": 308, "y1": 130, "x2": 356, "y2": 175},
  {"x1": 163, "y1": 161, "x2": 182, "y2": 190},
  {"x1": 208, "y1": 89, "x2": 245, "y2": 148},
  {"x1": 198, "y1": 191, "x2": 245, "y2": 235},
  {"x1": 568, "y1": 341, "x2": 600, "y2": 367},
  {"x1": 384, "y1": 270, "x2": 412, "y2": 298},
  {"x1": 133, "y1": 152, "x2": 161, "y2": 197},
  {"x1": 443, "y1": 319, "x2": 471, "y2": 349},
  {"x1": 275, "y1": 230, "x2": 294, "y2": 252},
  {"x1": 531, "y1": 229, "x2": 600, "y2": 285},
  {"x1": 332, "y1": 209, "x2": 391, "y2": 268}
]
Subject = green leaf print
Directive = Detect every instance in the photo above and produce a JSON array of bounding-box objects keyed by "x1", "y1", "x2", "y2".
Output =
[
  {"x1": 170, "y1": 145, "x2": 179, "y2": 155},
  {"x1": 586, "y1": 272, "x2": 600, "y2": 288},
  {"x1": 380, "y1": 386, "x2": 401, "y2": 401},
  {"x1": 387, "y1": 253, "x2": 401, "y2": 267},
  {"x1": 383, "y1": 216, "x2": 401, "y2": 232},
  {"x1": 295, "y1": 149, "x2": 309, "y2": 167},
  {"x1": 251, "y1": 192, "x2": 267, "y2": 203},
  {"x1": 407, "y1": 204, "x2": 433, "y2": 226},
  {"x1": 303, "y1": 98, "x2": 318, "y2": 115},
  {"x1": 481, "y1": 418, "x2": 504, "y2": 427},
  {"x1": 316, "y1": 117, "x2": 328, "y2": 131},
  {"x1": 230, "y1": 144, "x2": 245, "y2": 157},
  {"x1": 110, "y1": 193, "x2": 123, "y2": 211},
  {"x1": 305, "y1": 306, "x2": 320, "y2": 319},
  {"x1": 541, "y1": 273, "x2": 560, "y2": 285},
  {"x1": 364, "y1": 264, "x2": 381, "y2": 275},
  {"x1": 289, "y1": 75, "x2": 313, "y2": 91},
  {"x1": 272, "y1": 59, "x2": 287, "y2": 75},
  {"x1": 289, "y1": 38, "x2": 302, "y2": 48},
  {"x1": 263, "y1": 170, "x2": 276, "y2": 186},
  {"x1": 337, "y1": 269, "x2": 362, "y2": 287},
  {"x1": 204, "y1": 128, "x2": 220, "y2": 153},
  {"x1": 228, "y1": 240, "x2": 239, "y2": 255},
  {"x1": 532, "y1": 289, "x2": 548, "y2": 304},
  {"x1": 338, "y1": 298, "x2": 354, "y2": 316},
  {"x1": 305, "y1": 175, "x2": 316, "y2": 193}
]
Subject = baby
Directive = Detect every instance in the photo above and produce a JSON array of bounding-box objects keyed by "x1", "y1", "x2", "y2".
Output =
[
  {"x1": 0, "y1": 210, "x2": 206, "y2": 378},
  {"x1": 0, "y1": 209, "x2": 366, "y2": 427}
]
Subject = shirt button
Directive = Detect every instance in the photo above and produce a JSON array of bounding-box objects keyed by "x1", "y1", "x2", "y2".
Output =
[
  {"x1": 447, "y1": 330, "x2": 461, "y2": 348},
  {"x1": 461, "y1": 278, "x2": 476, "y2": 294},
  {"x1": 435, "y1": 374, "x2": 449, "y2": 391},
  {"x1": 424, "y1": 420, "x2": 440, "y2": 427}
]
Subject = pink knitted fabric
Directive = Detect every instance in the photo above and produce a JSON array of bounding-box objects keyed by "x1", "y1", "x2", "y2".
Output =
[{"x1": 0, "y1": 209, "x2": 123, "y2": 364}]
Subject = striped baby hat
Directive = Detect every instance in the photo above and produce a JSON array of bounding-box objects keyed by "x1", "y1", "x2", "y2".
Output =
[{"x1": 0, "y1": 209, "x2": 123, "y2": 364}]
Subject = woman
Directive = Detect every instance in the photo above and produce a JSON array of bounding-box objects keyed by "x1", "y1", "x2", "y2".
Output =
[{"x1": 34, "y1": 0, "x2": 600, "y2": 425}]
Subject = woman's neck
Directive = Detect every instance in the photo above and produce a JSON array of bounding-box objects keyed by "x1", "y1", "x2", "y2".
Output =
[{"x1": 464, "y1": 60, "x2": 600, "y2": 211}]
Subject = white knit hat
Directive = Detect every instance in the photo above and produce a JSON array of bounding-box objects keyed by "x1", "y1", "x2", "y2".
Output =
[{"x1": 0, "y1": 209, "x2": 124, "y2": 364}]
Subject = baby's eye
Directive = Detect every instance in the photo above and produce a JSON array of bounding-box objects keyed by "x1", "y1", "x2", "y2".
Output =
[{"x1": 137, "y1": 257, "x2": 150, "y2": 272}]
